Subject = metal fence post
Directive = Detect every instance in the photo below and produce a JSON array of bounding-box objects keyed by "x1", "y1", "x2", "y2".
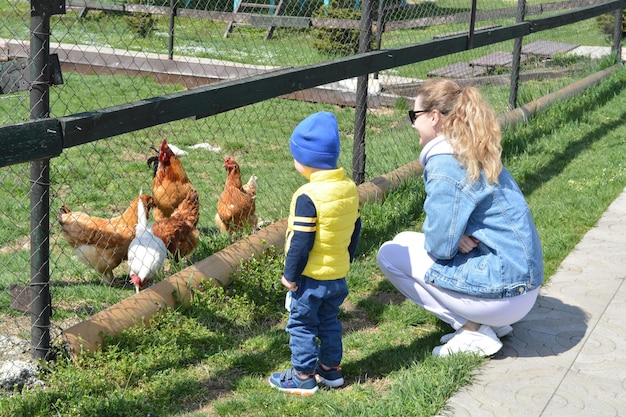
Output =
[
  {"x1": 612, "y1": 8, "x2": 623, "y2": 62},
  {"x1": 29, "y1": 0, "x2": 63, "y2": 361},
  {"x1": 353, "y1": 0, "x2": 373, "y2": 185},
  {"x1": 509, "y1": 0, "x2": 526, "y2": 111},
  {"x1": 169, "y1": 0, "x2": 177, "y2": 60},
  {"x1": 468, "y1": 0, "x2": 477, "y2": 49}
]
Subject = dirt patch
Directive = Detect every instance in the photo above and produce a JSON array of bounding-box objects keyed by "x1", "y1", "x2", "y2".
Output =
[{"x1": 0, "y1": 235, "x2": 29, "y2": 255}]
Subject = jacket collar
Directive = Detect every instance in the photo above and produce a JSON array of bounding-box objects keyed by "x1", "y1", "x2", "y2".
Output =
[
  {"x1": 419, "y1": 135, "x2": 454, "y2": 167},
  {"x1": 310, "y1": 167, "x2": 344, "y2": 182}
]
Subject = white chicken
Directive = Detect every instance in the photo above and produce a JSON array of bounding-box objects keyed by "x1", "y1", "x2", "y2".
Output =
[{"x1": 127, "y1": 195, "x2": 168, "y2": 293}]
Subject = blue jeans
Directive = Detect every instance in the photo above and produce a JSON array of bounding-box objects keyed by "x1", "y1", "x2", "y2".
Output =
[{"x1": 286, "y1": 276, "x2": 348, "y2": 375}]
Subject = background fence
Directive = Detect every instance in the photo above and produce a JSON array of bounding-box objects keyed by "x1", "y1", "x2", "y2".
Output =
[{"x1": 0, "y1": 0, "x2": 623, "y2": 371}]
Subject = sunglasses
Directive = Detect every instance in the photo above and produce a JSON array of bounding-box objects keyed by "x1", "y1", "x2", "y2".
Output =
[{"x1": 408, "y1": 109, "x2": 428, "y2": 124}]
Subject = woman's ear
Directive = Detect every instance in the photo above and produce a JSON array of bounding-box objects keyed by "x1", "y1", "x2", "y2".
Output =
[{"x1": 430, "y1": 109, "x2": 442, "y2": 127}]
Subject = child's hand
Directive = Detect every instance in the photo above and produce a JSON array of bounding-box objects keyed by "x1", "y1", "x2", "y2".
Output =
[
  {"x1": 281, "y1": 276, "x2": 298, "y2": 292},
  {"x1": 458, "y1": 235, "x2": 480, "y2": 254}
]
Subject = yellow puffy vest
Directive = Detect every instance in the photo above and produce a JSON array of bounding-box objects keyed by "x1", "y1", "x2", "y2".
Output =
[{"x1": 286, "y1": 168, "x2": 359, "y2": 280}]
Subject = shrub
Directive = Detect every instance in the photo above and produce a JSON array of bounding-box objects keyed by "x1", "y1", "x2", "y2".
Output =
[
  {"x1": 596, "y1": 11, "x2": 626, "y2": 40},
  {"x1": 312, "y1": 0, "x2": 364, "y2": 56},
  {"x1": 125, "y1": 0, "x2": 158, "y2": 37}
]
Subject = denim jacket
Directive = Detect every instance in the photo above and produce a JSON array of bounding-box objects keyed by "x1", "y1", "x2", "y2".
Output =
[{"x1": 420, "y1": 136, "x2": 544, "y2": 299}]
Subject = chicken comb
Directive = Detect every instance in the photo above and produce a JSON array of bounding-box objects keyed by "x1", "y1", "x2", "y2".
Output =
[
  {"x1": 159, "y1": 138, "x2": 174, "y2": 164},
  {"x1": 223, "y1": 156, "x2": 234, "y2": 167}
]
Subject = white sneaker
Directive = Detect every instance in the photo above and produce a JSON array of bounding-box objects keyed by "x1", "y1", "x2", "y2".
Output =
[
  {"x1": 439, "y1": 324, "x2": 513, "y2": 344},
  {"x1": 433, "y1": 325, "x2": 503, "y2": 358}
]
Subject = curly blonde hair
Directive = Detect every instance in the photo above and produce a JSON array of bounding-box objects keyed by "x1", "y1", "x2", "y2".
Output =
[{"x1": 416, "y1": 79, "x2": 502, "y2": 183}]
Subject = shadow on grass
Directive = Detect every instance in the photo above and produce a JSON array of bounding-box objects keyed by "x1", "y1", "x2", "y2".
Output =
[
  {"x1": 503, "y1": 73, "x2": 626, "y2": 196},
  {"x1": 345, "y1": 334, "x2": 442, "y2": 386},
  {"x1": 514, "y1": 111, "x2": 626, "y2": 197}
]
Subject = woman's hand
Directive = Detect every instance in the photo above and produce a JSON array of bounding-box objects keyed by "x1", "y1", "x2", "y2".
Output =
[
  {"x1": 281, "y1": 276, "x2": 298, "y2": 292},
  {"x1": 458, "y1": 235, "x2": 480, "y2": 254}
]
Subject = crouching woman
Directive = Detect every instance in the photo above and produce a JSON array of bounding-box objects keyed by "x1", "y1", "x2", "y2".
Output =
[{"x1": 376, "y1": 78, "x2": 544, "y2": 357}]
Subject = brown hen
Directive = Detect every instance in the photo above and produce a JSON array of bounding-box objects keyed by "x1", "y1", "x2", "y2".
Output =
[
  {"x1": 152, "y1": 188, "x2": 200, "y2": 261},
  {"x1": 57, "y1": 194, "x2": 153, "y2": 284},
  {"x1": 151, "y1": 138, "x2": 195, "y2": 222},
  {"x1": 215, "y1": 156, "x2": 258, "y2": 233}
]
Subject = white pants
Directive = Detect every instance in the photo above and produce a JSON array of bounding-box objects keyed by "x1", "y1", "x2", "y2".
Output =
[{"x1": 376, "y1": 231, "x2": 539, "y2": 331}]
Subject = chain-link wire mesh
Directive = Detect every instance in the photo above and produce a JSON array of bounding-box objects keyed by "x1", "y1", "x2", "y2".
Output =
[{"x1": 0, "y1": 0, "x2": 622, "y2": 382}]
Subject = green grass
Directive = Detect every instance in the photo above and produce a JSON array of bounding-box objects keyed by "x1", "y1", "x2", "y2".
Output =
[{"x1": 1, "y1": 67, "x2": 626, "y2": 416}]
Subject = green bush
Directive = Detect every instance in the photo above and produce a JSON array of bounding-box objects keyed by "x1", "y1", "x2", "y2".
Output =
[
  {"x1": 312, "y1": 0, "x2": 363, "y2": 55},
  {"x1": 124, "y1": 0, "x2": 158, "y2": 37},
  {"x1": 124, "y1": 12, "x2": 158, "y2": 37},
  {"x1": 596, "y1": 11, "x2": 626, "y2": 39}
]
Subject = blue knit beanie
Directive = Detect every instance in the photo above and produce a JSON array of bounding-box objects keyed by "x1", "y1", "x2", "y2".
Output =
[{"x1": 290, "y1": 111, "x2": 340, "y2": 169}]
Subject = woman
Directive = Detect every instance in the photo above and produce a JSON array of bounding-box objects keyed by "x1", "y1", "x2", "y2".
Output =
[{"x1": 376, "y1": 79, "x2": 543, "y2": 357}]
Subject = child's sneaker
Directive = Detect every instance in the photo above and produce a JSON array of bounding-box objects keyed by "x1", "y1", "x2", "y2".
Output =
[
  {"x1": 315, "y1": 364, "x2": 344, "y2": 388},
  {"x1": 268, "y1": 368, "x2": 318, "y2": 395}
]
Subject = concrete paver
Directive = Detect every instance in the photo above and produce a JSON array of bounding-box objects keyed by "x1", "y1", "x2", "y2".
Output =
[{"x1": 437, "y1": 187, "x2": 626, "y2": 417}]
